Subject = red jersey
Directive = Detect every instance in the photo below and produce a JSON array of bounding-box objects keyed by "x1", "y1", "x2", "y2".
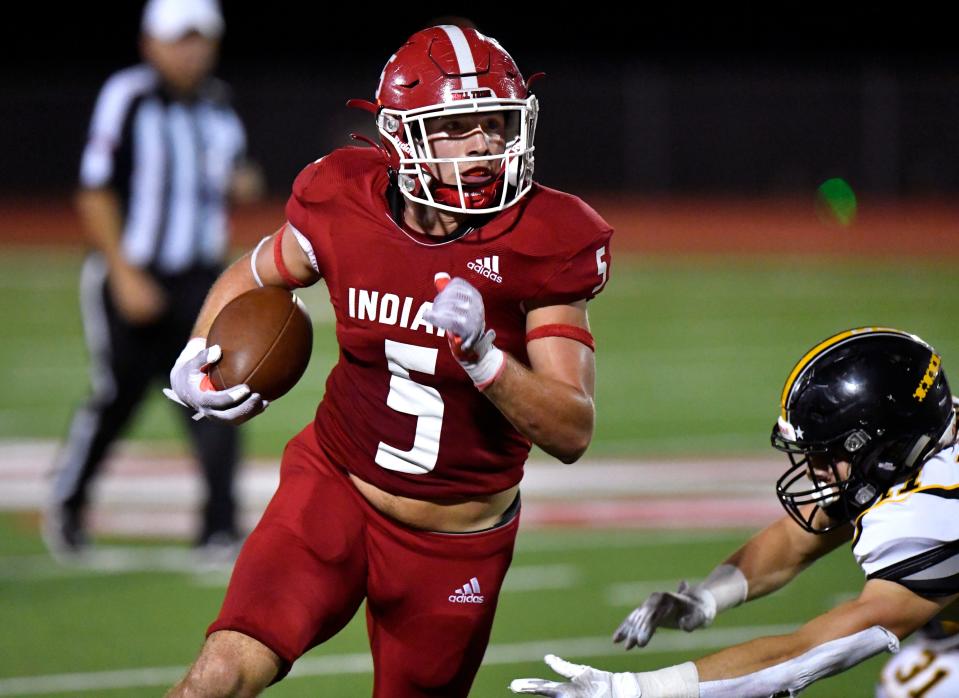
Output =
[{"x1": 285, "y1": 147, "x2": 612, "y2": 500}]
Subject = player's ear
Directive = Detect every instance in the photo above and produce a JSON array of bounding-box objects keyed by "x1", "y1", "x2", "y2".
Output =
[{"x1": 139, "y1": 35, "x2": 156, "y2": 63}]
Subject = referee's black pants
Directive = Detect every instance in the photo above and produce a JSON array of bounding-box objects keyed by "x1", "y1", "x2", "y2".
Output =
[{"x1": 52, "y1": 255, "x2": 240, "y2": 544}]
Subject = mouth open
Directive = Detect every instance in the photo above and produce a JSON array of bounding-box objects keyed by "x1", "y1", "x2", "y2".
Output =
[{"x1": 459, "y1": 167, "x2": 496, "y2": 185}]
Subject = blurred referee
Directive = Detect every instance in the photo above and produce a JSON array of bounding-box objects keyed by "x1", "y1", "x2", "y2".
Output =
[{"x1": 46, "y1": 0, "x2": 262, "y2": 558}]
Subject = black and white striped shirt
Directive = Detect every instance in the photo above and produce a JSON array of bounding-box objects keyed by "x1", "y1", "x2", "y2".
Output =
[{"x1": 80, "y1": 64, "x2": 247, "y2": 274}]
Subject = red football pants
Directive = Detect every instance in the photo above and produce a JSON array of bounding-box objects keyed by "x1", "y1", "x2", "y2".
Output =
[{"x1": 208, "y1": 426, "x2": 520, "y2": 697}]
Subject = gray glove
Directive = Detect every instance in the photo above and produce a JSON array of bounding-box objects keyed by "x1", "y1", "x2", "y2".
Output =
[
  {"x1": 424, "y1": 275, "x2": 489, "y2": 352},
  {"x1": 613, "y1": 580, "x2": 716, "y2": 650},
  {"x1": 424, "y1": 274, "x2": 504, "y2": 388}
]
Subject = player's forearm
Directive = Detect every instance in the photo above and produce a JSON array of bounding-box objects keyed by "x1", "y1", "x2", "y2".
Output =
[
  {"x1": 75, "y1": 188, "x2": 128, "y2": 270},
  {"x1": 692, "y1": 626, "x2": 898, "y2": 697},
  {"x1": 725, "y1": 515, "x2": 849, "y2": 600},
  {"x1": 483, "y1": 353, "x2": 594, "y2": 463},
  {"x1": 697, "y1": 592, "x2": 896, "y2": 681},
  {"x1": 721, "y1": 528, "x2": 802, "y2": 600},
  {"x1": 695, "y1": 632, "x2": 809, "y2": 681},
  {"x1": 190, "y1": 252, "x2": 260, "y2": 338}
]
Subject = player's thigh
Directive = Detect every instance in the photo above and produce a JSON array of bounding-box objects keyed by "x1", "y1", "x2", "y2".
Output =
[
  {"x1": 210, "y1": 441, "x2": 369, "y2": 670},
  {"x1": 365, "y1": 508, "x2": 520, "y2": 697}
]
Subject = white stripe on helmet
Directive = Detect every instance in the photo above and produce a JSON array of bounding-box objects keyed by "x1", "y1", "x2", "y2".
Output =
[{"x1": 439, "y1": 25, "x2": 479, "y2": 90}]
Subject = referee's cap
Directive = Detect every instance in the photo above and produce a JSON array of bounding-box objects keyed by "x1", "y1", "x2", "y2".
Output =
[{"x1": 141, "y1": 0, "x2": 224, "y2": 41}]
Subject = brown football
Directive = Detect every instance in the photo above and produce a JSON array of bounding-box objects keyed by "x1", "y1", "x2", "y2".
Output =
[{"x1": 206, "y1": 287, "x2": 312, "y2": 401}]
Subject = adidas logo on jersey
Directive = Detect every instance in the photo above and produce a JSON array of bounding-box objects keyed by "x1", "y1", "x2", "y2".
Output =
[
  {"x1": 467, "y1": 256, "x2": 503, "y2": 284},
  {"x1": 449, "y1": 576, "x2": 485, "y2": 603}
]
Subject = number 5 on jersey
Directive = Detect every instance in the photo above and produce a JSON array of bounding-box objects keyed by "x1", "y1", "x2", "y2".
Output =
[
  {"x1": 592, "y1": 245, "x2": 608, "y2": 294},
  {"x1": 375, "y1": 339, "x2": 445, "y2": 474}
]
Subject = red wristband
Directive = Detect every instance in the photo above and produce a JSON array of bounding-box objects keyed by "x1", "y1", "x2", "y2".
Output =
[
  {"x1": 273, "y1": 226, "x2": 307, "y2": 289},
  {"x1": 525, "y1": 324, "x2": 595, "y2": 351}
]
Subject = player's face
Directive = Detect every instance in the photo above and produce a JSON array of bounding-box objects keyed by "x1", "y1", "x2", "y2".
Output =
[
  {"x1": 807, "y1": 455, "x2": 852, "y2": 484},
  {"x1": 424, "y1": 112, "x2": 510, "y2": 185},
  {"x1": 805, "y1": 454, "x2": 851, "y2": 507},
  {"x1": 142, "y1": 32, "x2": 219, "y2": 95}
]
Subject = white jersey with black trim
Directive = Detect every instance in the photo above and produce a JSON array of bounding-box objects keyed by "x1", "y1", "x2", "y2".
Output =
[
  {"x1": 854, "y1": 443, "x2": 959, "y2": 597},
  {"x1": 876, "y1": 636, "x2": 959, "y2": 698}
]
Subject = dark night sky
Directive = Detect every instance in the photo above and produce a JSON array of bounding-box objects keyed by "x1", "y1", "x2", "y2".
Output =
[
  {"x1": 5, "y1": 5, "x2": 958, "y2": 78},
  {"x1": 4, "y1": 4, "x2": 958, "y2": 195}
]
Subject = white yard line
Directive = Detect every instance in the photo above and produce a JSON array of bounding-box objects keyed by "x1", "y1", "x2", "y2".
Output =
[
  {"x1": 516, "y1": 529, "x2": 751, "y2": 552},
  {"x1": 605, "y1": 579, "x2": 707, "y2": 607},
  {"x1": 0, "y1": 547, "x2": 203, "y2": 581},
  {"x1": 0, "y1": 624, "x2": 798, "y2": 696},
  {"x1": 0, "y1": 440, "x2": 778, "y2": 508},
  {"x1": 0, "y1": 439, "x2": 780, "y2": 536},
  {"x1": 503, "y1": 564, "x2": 580, "y2": 591},
  {"x1": 0, "y1": 550, "x2": 582, "y2": 597},
  {"x1": 605, "y1": 578, "x2": 803, "y2": 607},
  {"x1": 0, "y1": 532, "x2": 756, "y2": 584}
]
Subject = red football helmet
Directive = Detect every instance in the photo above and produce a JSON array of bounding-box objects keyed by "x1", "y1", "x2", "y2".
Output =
[{"x1": 373, "y1": 26, "x2": 539, "y2": 215}]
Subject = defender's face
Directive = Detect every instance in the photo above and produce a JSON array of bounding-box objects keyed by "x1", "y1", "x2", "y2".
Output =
[
  {"x1": 804, "y1": 454, "x2": 852, "y2": 509},
  {"x1": 423, "y1": 112, "x2": 510, "y2": 185},
  {"x1": 807, "y1": 455, "x2": 852, "y2": 485},
  {"x1": 142, "y1": 32, "x2": 219, "y2": 95}
]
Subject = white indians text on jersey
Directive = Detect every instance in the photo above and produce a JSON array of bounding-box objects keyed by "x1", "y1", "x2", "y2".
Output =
[{"x1": 347, "y1": 287, "x2": 446, "y2": 337}]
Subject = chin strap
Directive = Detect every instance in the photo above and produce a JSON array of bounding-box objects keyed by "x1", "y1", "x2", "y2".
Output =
[
  {"x1": 424, "y1": 158, "x2": 508, "y2": 210},
  {"x1": 430, "y1": 179, "x2": 505, "y2": 210},
  {"x1": 940, "y1": 404, "x2": 958, "y2": 447},
  {"x1": 346, "y1": 99, "x2": 398, "y2": 170}
]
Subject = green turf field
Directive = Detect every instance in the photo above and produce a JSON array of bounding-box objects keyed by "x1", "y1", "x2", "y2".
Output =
[
  {"x1": 3, "y1": 246, "x2": 958, "y2": 696},
  {"x1": 0, "y1": 517, "x2": 885, "y2": 697},
  {"x1": 4, "y1": 247, "x2": 959, "y2": 456}
]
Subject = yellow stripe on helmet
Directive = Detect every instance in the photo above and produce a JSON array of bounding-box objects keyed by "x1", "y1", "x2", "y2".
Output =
[{"x1": 779, "y1": 327, "x2": 915, "y2": 420}]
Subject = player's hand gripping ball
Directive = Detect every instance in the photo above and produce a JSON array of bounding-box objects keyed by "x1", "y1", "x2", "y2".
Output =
[{"x1": 163, "y1": 287, "x2": 312, "y2": 423}]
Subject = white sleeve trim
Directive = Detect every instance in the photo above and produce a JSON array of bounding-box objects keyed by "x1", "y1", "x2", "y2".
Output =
[
  {"x1": 288, "y1": 223, "x2": 319, "y2": 274},
  {"x1": 249, "y1": 236, "x2": 270, "y2": 287},
  {"x1": 634, "y1": 662, "x2": 699, "y2": 698},
  {"x1": 698, "y1": 564, "x2": 749, "y2": 614}
]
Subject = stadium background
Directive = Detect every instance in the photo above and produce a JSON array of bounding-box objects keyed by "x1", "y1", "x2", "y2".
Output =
[{"x1": 2, "y1": 5, "x2": 959, "y2": 696}]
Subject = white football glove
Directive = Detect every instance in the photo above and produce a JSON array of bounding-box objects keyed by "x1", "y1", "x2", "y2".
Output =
[
  {"x1": 510, "y1": 655, "x2": 642, "y2": 698},
  {"x1": 613, "y1": 580, "x2": 716, "y2": 650},
  {"x1": 163, "y1": 337, "x2": 268, "y2": 424},
  {"x1": 424, "y1": 274, "x2": 505, "y2": 389}
]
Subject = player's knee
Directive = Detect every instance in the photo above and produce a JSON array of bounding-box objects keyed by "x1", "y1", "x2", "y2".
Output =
[
  {"x1": 170, "y1": 632, "x2": 278, "y2": 697},
  {"x1": 171, "y1": 656, "x2": 246, "y2": 697}
]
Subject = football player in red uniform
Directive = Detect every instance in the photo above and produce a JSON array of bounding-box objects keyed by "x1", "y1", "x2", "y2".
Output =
[{"x1": 164, "y1": 25, "x2": 612, "y2": 697}]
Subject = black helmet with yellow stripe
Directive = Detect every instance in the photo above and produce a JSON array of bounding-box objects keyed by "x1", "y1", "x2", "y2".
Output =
[{"x1": 772, "y1": 327, "x2": 956, "y2": 533}]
